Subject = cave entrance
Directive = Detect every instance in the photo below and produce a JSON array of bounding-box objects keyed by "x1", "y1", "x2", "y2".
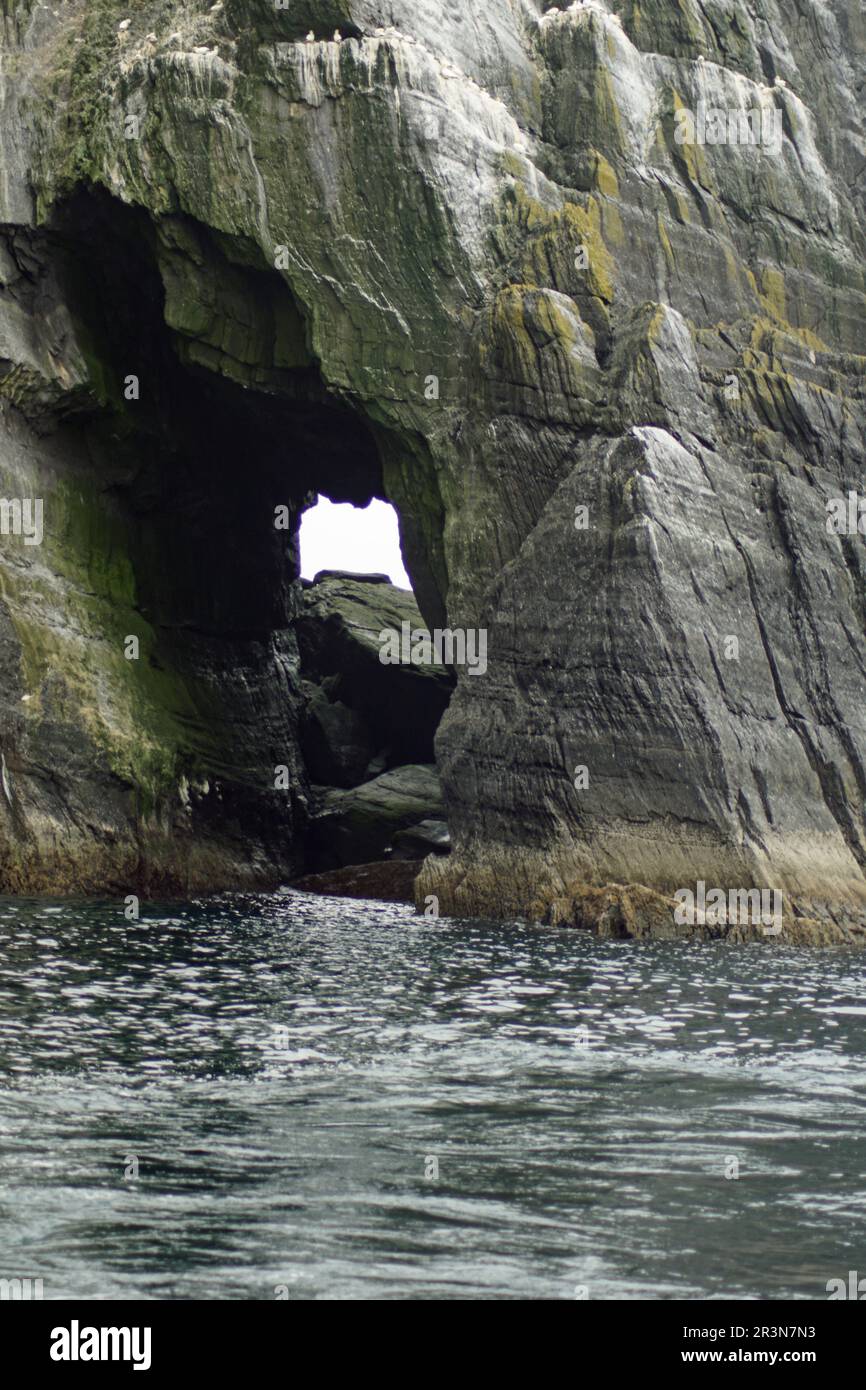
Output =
[{"x1": 36, "y1": 185, "x2": 453, "y2": 893}]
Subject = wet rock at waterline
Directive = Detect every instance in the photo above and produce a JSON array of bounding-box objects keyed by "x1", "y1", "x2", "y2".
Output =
[
  {"x1": 290, "y1": 858, "x2": 420, "y2": 904},
  {"x1": 2, "y1": 3, "x2": 866, "y2": 939}
]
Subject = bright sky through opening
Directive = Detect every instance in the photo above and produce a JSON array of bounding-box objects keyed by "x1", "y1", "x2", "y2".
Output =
[{"x1": 298, "y1": 496, "x2": 412, "y2": 590}]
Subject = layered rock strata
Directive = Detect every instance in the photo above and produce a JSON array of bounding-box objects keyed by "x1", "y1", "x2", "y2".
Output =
[{"x1": 1, "y1": 2, "x2": 866, "y2": 941}]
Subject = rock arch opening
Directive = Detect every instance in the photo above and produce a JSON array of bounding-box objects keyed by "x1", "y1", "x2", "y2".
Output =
[
  {"x1": 0, "y1": 185, "x2": 453, "y2": 895},
  {"x1": 298, "y1": 496, "x2": 411, "y2": 590}
]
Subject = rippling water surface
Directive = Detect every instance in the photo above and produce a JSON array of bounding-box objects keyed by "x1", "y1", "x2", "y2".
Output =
[{"x1": 1, "y1": 889, "x2": 865, "y2": 1300}]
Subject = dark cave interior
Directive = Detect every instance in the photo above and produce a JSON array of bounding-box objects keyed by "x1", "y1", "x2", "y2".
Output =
[{"x1": 33, "y1": 186, "x2": 453, "y2": 883}]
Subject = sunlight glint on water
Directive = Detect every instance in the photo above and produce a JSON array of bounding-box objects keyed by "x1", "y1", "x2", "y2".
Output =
[{"x1": 0, "y1": 890, "x2": 865, "y2": 1300}]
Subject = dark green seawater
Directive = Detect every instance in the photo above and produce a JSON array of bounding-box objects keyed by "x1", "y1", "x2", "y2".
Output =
[{"x1": 1, "y1": 890, "x2": 865, "y2": 1301}]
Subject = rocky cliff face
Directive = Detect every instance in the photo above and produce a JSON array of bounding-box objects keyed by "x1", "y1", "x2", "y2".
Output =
[{"x1": 2, "y1": 0, "x2": 866, "y2": 939}]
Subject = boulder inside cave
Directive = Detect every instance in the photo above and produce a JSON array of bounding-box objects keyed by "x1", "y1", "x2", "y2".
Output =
[{"x1": 294, "y1": 569, "x2": 454, "y2": 887}]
